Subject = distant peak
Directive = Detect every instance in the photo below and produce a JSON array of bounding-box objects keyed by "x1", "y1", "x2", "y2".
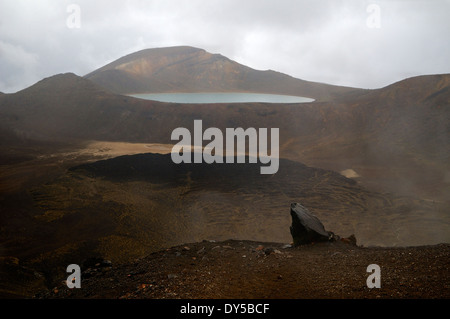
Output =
[
  {"x1": 124, "y1": 45, "x2": 206, "y2": 57},
  {"x1": 47, "y1": 72, "x2": 79, "y2": 79},
  {"x1": 380, "y1": 73, "x2": 450, "y2": 91},
  {"x1": 154, "y1": 45, "x2": 205, "y2": 51},
  {"x1": 35, "y1": 72, "x2": 83, "y2": 84},
  {"x1": 17, "y1": 72, "x2": 111, "y2": 96},
  {"x1": 85, "y1": 45, "x2": 362, "y2": 99}
]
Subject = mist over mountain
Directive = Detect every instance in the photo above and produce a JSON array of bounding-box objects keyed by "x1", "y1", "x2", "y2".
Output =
[{"x1": 85, "y1": 46, "x2": 362, "y2": 101}]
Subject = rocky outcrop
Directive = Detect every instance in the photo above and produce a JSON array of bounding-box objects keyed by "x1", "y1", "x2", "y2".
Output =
[
  {"x1": 289, "y1": 203, "x2": 359, "y2": 246},
  {"x1": 289, "y1": 203, "x2": 337, "y2": 246}
]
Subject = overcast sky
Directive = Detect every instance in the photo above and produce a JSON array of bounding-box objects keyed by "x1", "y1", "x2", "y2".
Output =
[{"x1": 0, "y1": 0, "x2": 449, "y2": 93}]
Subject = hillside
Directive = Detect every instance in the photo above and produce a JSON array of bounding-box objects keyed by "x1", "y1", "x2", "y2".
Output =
[
  {"x1": 0, "y1": 73, "x2": 162, "y2": 144},
  {"x1": 84, "y1": 46, "x2": 362, "y2": 101},
  {"x1": 0, "y1": 149, "x2": 448, "y2": 298},
  {"x1": 0, "y1": 72, "x2": 449, "y2": 201},
  {"x1": 0, "y1": 49, "x2": 449, "y2": 299},
  {"x1": 1, "y1": 72, "x2": 448, "y2": 157}
]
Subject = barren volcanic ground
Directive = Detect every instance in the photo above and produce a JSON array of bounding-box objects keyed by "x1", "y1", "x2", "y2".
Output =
[
  {"x1": 0, "y1": 141, "x2": 448, "y2": 299},
  {"x1": 39, "y1": 239, "x2": 450, "y2": 300},
  {"x1": 0, "y1": 51, "x2": 448, "y2": 300}
]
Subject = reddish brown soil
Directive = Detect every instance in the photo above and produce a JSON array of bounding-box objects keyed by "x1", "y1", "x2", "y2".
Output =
[{"x1": 39, "y1": 240, "x2": 449, "y2": 299}]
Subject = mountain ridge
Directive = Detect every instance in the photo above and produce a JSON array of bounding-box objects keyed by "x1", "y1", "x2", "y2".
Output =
[
  {"x1": 1, "y1": 71, "x2": 448, "y2": 167},
  {"x1": 2, "y1": 72, "x2": 448, "y2": 158},
  {"x1": 1, "y1": 70, "x2": 448, "y2": 206},
  {"x1": 84, "y1": 46, "x2": 364, "y2": 101}
]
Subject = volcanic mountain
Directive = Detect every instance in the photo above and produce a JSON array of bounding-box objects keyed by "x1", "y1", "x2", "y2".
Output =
[{"x1": 84, "y1": 46, "x2": 361, "y2": 101}]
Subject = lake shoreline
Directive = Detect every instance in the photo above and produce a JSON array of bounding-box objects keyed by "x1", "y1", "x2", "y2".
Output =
[{"x1": 128, "y1": 92, "x2": 315, "y2": 104}]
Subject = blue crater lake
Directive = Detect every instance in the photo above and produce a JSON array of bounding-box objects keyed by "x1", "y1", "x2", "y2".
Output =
[{"x1": 129, "y1": 92, "x2": 315, "y2": 104}]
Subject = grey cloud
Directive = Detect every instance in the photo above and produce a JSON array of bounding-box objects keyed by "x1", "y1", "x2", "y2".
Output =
[{"x1": 0, "y1": 0, "x2": 449, "y2": 93}]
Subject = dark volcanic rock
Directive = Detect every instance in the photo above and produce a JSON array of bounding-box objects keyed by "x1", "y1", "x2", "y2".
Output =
[{"x1": 289, "y1": 203, "x2": 335, "y2": 246}]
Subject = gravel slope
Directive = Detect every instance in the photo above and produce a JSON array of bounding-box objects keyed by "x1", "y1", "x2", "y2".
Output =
[{"x1": 38, "y1": 240, "x2": 450, "y2": 299}]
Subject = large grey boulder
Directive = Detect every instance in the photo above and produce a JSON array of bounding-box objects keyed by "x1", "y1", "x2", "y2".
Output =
[{"x1": 289, "y1": 203, "x2": 336, "y2": 246}]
